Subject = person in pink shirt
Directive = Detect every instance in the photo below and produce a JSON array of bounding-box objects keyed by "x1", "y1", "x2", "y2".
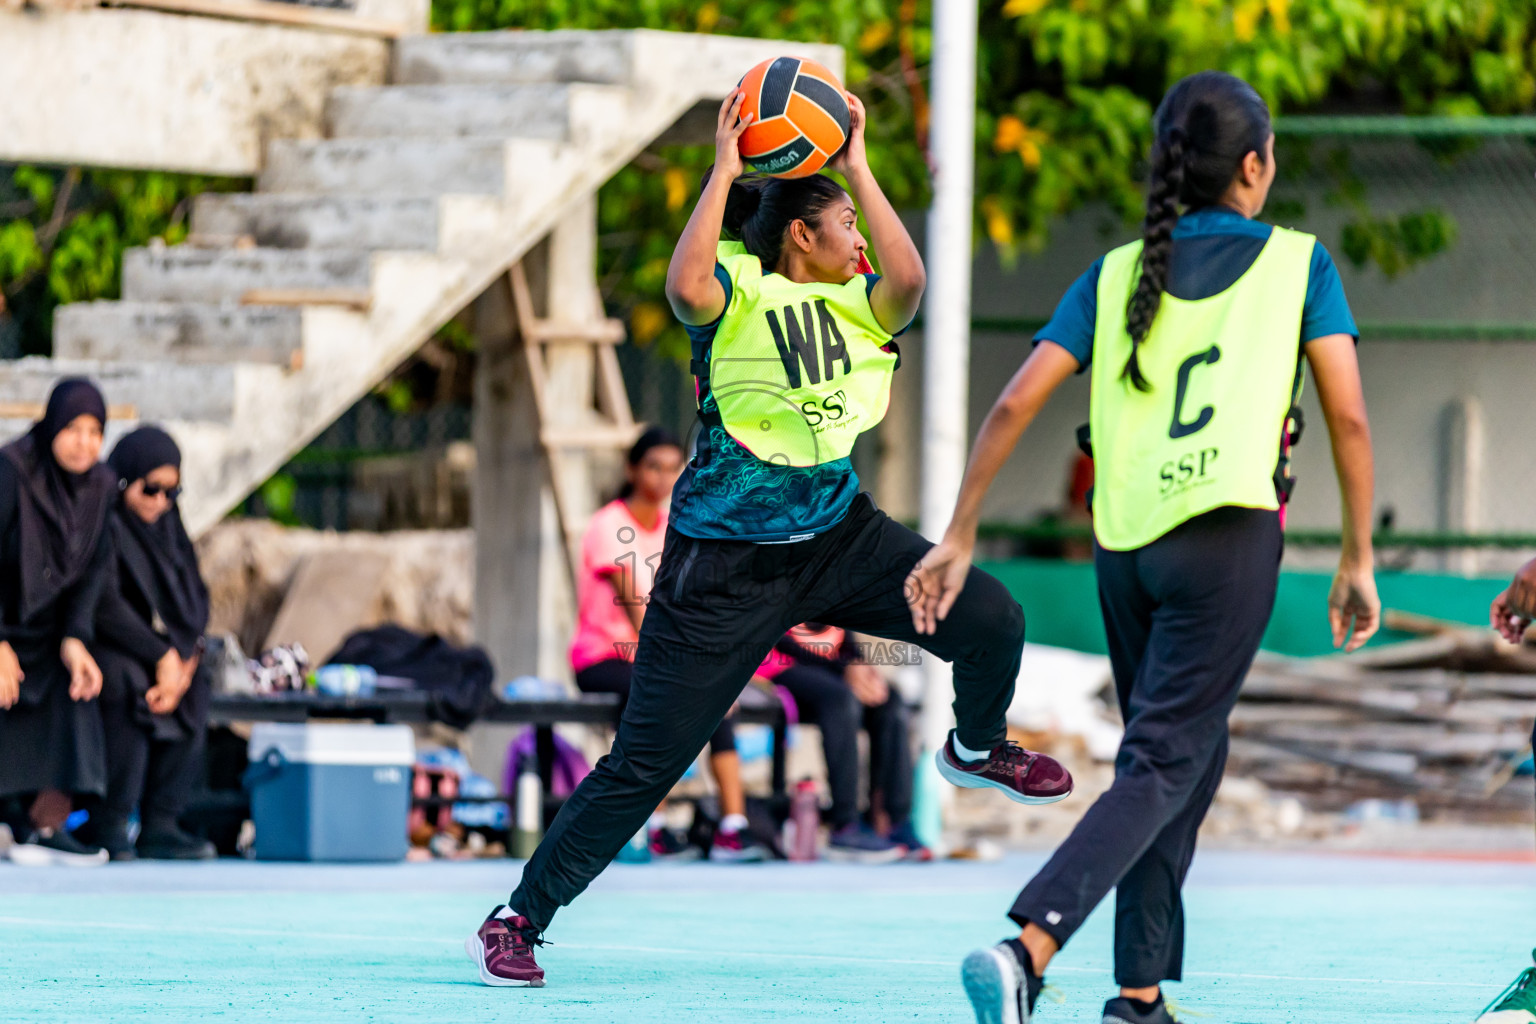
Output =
[{"x1": 570, "y1": 426, "x2": 765, "y2": 862}]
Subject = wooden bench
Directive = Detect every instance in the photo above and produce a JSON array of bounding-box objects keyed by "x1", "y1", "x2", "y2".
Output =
[{"x1": 207, "y1": 691, "x2": 792, "y2": 817}]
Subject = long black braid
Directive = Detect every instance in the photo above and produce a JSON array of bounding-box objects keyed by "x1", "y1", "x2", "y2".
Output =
[
  {"x1": 1122, "y1": 72, "x2": 1272, "y2": 392},
  {"x1": 1122, "y1": 127, "x2": 1186, "y2": 392}
]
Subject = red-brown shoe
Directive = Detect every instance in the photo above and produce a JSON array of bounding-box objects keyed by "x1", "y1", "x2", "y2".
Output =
[
  {"x1": 936, "y1": 731, "x2": 1073, "y2": 805},
  {"x1": 465, "y1": 907, "x2": 545, "y2": 987}
]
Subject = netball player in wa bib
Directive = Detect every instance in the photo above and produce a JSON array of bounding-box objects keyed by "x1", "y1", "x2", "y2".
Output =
[
  {"x1": 467, "y1": 88, "x2": 1073, "y2": 988},
  {"x1": 908, "y1": 72, "x2": 1382, "y2": 1023}
]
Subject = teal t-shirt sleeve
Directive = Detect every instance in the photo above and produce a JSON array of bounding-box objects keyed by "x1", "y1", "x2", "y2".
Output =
[
  {"x1": 1032, "y1": 256, "x2": 1103, "y2": 371},
  {"x1": 682, "y1": 262, "x2": 735, "y2": 350},
  {"x1": 861, "y1": 272, "x2": 911, "y2": 339},
  {"x1": 1302, "y1": 242, "x2": 1358, "y2": 343}
]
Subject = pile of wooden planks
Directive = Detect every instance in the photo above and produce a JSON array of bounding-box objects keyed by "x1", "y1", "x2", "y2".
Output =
[{"x1": 1230, "y1": 616, "x2": 1536, "y2": 819}]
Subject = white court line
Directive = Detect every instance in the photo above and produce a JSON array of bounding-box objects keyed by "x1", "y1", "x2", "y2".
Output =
[{"x1": 0, "y1": 916, "x2": 1492, "y2": 990}]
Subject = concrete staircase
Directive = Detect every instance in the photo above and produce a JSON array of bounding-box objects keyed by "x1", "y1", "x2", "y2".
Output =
[{"x1": 3, "y1": 29, "x2": 841, "y2": 534}]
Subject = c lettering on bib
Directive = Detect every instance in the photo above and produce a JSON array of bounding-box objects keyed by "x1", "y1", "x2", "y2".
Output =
[{"x1": 1169, "y1": 345, "x2": 1221, "y2": 439}]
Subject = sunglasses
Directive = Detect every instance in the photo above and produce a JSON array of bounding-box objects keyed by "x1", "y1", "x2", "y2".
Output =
[{"x1": 141, "y1": 482, "x2": 182, "y2": 500}]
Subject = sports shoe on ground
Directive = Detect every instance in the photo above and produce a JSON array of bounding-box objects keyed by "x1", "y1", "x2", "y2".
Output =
[
  {"x1": 8, "y1": 828, "x2": 109, "y2": 867},
  {"x1": 137, "y1": 825, "x2": 217, "y2": 861},
  {"x1": 80, "y1": 814, "x2": 138, "y2": 862},
  {"x1": 825, "y1": 822, "x2": 904, "y2": 864},
  {"x1": 1475, "y1": 950, "x2": 1536, "y2": 1022},
  {"x1": 464, "y1": 907, "x2": 545, "y2": 987},
  {"x1": 1103, "y1": 993, "x2": 1179, "y2": 1024},
  {"x1": 104, "y1": 837, "x2": 137, "y2": 862},
  {"x1": 936, "y1": 731, "x2": 1073, "y2": 806},
  {"x1": 961, "y1": 938, "x2": 1042, "y2": 1024},
  {"x1": 887, "y1": 820, "x2": 934, "y2": 862},
  {"x1": 709, "y1": 826, "x2": 769, "y2": 862},
  {"x1": 648, "y1": 826, "x2": 702, "y2": 862}
]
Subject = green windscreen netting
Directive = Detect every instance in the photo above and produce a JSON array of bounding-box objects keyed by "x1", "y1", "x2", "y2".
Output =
[
  {"x1": 971, "y1": 116, "x2": 1536, "y2": 341},
  {"x1": 1270, "y1": 116, "x2": 1536, "y2": 340}
]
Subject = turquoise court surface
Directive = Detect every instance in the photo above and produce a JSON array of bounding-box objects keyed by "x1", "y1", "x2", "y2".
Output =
[{"x1": 2, "y1": 851, "x2": 1528, "y2": 1022}]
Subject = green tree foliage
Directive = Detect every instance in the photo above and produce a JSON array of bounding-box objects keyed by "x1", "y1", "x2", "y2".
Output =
[
  {"x1": 978, "y1": 0, "x2": 1531, "y2": 262},
  {"x1": 0, "y1": 166, "x2": 244, "y2": 355},
  {"x1": 427, "y1": 0, "x2": 1536, "y2": 360},
  {"x1": 4, "y1": 1, "x2": 1534, "y2": 359}
]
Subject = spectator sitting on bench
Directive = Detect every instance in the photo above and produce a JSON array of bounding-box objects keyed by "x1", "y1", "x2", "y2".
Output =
[
  {"x1": 758, "y1": 624, "x2": 930, "y2": 863},
  {"x1": 0, "y1": 379, "x2": 115, "y2": 867},
  {"x1": 569, "y1": 426, "x2": 766, "y2": 862},
  {"x1": 86, "y1": 427, "x2": 215, "y2": 861}
]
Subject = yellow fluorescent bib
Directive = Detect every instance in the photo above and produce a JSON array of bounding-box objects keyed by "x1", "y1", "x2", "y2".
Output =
[
  {"x1": 1089, "y1": 225, "x2": 1313, "y2": 550},
  {"x1": 706, "y1": 242, "x2": 898, "y2": 467}
]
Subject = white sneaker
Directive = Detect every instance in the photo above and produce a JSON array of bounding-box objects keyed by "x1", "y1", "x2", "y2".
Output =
[
  {"x1": 962, "y1": 939, "x2": 1040, "y2": 1024},
  {"x1": 8, "y1": 828, "x2": 109, "y2": 867}
]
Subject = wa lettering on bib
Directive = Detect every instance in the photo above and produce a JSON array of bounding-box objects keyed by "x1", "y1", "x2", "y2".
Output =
[
  {"x1": 1088, "y1": 226, "x2": 1313, "y2": 551},
  {"x1": 704, "y1": 244, "x2": 898, "y2": 467}
]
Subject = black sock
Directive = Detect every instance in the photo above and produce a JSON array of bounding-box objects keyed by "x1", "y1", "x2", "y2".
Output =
[{"x1": 1127, "y1": 995, "x2": 1161, "y2": 1015}]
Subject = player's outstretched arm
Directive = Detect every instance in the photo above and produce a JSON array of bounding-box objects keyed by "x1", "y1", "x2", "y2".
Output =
[
  {"x1": 1307, "y1": 332, "x2": 1380, "y2": 652},
  {"x1": 831, "y1": 93, "x2": 924, "y2": 335},
  {"x1": 907, "y1": 342, "x2": 1078, "y2": 634},
  {"x1": 665, "y1": 91, "x2": 753, "y2": 326},
  {"x1": 1493, "y1": 555, "x2": 1536, "y2": 644}
]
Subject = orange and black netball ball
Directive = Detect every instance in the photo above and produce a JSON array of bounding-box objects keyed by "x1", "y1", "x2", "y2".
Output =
[{"x1": 736, "y1": 56, "x2": 850, "y2": 179}]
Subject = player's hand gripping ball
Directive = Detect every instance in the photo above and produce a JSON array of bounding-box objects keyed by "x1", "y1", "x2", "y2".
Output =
[{"x1": 736, "y1": 56, "x2": 850, "y2": 178}]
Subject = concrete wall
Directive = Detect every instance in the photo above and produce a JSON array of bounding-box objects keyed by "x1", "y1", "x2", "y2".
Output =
[
  {"x1": 353, "y1": 0, "x2": 429, "y2": 29},
  {"x1": 0, "y1": 9, "x2": 390, "y2": 175}
]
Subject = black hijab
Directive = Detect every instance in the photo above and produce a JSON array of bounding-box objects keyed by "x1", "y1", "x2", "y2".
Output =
[
  {"x1": 107, "y1": 426, "x2": 209, "y2": 654},
  {"x1": 0, "y1": 377, "x2": 114, "y2": 622}
]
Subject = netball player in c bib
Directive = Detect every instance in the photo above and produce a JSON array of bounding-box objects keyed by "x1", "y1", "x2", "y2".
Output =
[
  {"x1": 467, "y1": 87, "x2": 1073, "y2": 989},
  {"x1": 908, "y1": 72, "x2": 1381, "y2": 1023}
]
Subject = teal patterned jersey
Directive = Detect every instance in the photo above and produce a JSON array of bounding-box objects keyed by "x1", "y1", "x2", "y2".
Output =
[
  {"x1": 670, "y1": 422, "x2": 862, "y2": 542},
  {"x1": 669, "y1": 263, "x2": 869, "y2": 542}
]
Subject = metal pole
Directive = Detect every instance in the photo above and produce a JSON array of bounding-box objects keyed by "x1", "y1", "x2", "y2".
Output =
[{"x1": 916, "y1": 0, "x2": 979, "y2": 836}]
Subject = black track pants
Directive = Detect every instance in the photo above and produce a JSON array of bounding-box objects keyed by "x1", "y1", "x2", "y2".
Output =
[
  {"x1": 1008, "y1": 506, "x2": 1282, "y2": 988},
  {"x1": 511, "y1": 494, "x2": 1024, "y2": 932},
  {"x1": 575, "y1": 658, "x2": 737, "y2": 757},
  {"x1": 97, "y1": 649, "x2": 206, "y2": 833}
]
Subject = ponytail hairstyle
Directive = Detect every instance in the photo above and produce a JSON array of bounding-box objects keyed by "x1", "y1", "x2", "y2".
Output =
[
  {"x1": 1123, "y1": 71, "x2": 1272, "y2": 391},
  {"x1": 616, "y1": 424, "x2": 684, "y2": 501},
  {"x1": 704, "y1": 167, "x2": 849, "y2": 273}
]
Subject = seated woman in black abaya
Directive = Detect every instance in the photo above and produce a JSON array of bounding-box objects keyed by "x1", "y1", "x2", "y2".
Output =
[
  {"x1": 0, "y1": 379, "x2": 115, "y2": 866},
  {"x1": 89, "y1": 426, "x2": 215, "y2": 860}
]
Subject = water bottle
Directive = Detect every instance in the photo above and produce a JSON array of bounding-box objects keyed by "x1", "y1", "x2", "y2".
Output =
[
  {"x1": 312, "y1": 664, "x2": 378, "y2": 697},
  {"x1": 784, "y1": 779, "x2": 821, "y2": 862},
  {"x1": 498, "y1": 675, "x2": 567, "y2": 701},
  {"x1": 511, "y1": 750, "x2": 543, "y2": 859}
]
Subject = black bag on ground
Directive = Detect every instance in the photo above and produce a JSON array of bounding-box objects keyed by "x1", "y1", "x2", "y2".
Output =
[{"x1": 324, "y1": 625, "x2": 495, "y2": 729}]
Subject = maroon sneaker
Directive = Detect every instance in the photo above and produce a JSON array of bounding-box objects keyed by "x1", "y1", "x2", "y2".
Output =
[
  {"x1": 710, "y1": 827, "x2": 769, "y2": 862},
  {"x1": 935, "y1": 732, "x2": 1073, "y2": 805},
  {"x1": 465, "y1": 907, "x2": 545, "y2": 987}
]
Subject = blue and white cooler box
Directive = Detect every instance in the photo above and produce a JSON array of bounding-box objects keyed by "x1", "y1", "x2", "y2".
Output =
[{"x1": 246, "y1": 723, "x2": 414, "y2": 862}]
